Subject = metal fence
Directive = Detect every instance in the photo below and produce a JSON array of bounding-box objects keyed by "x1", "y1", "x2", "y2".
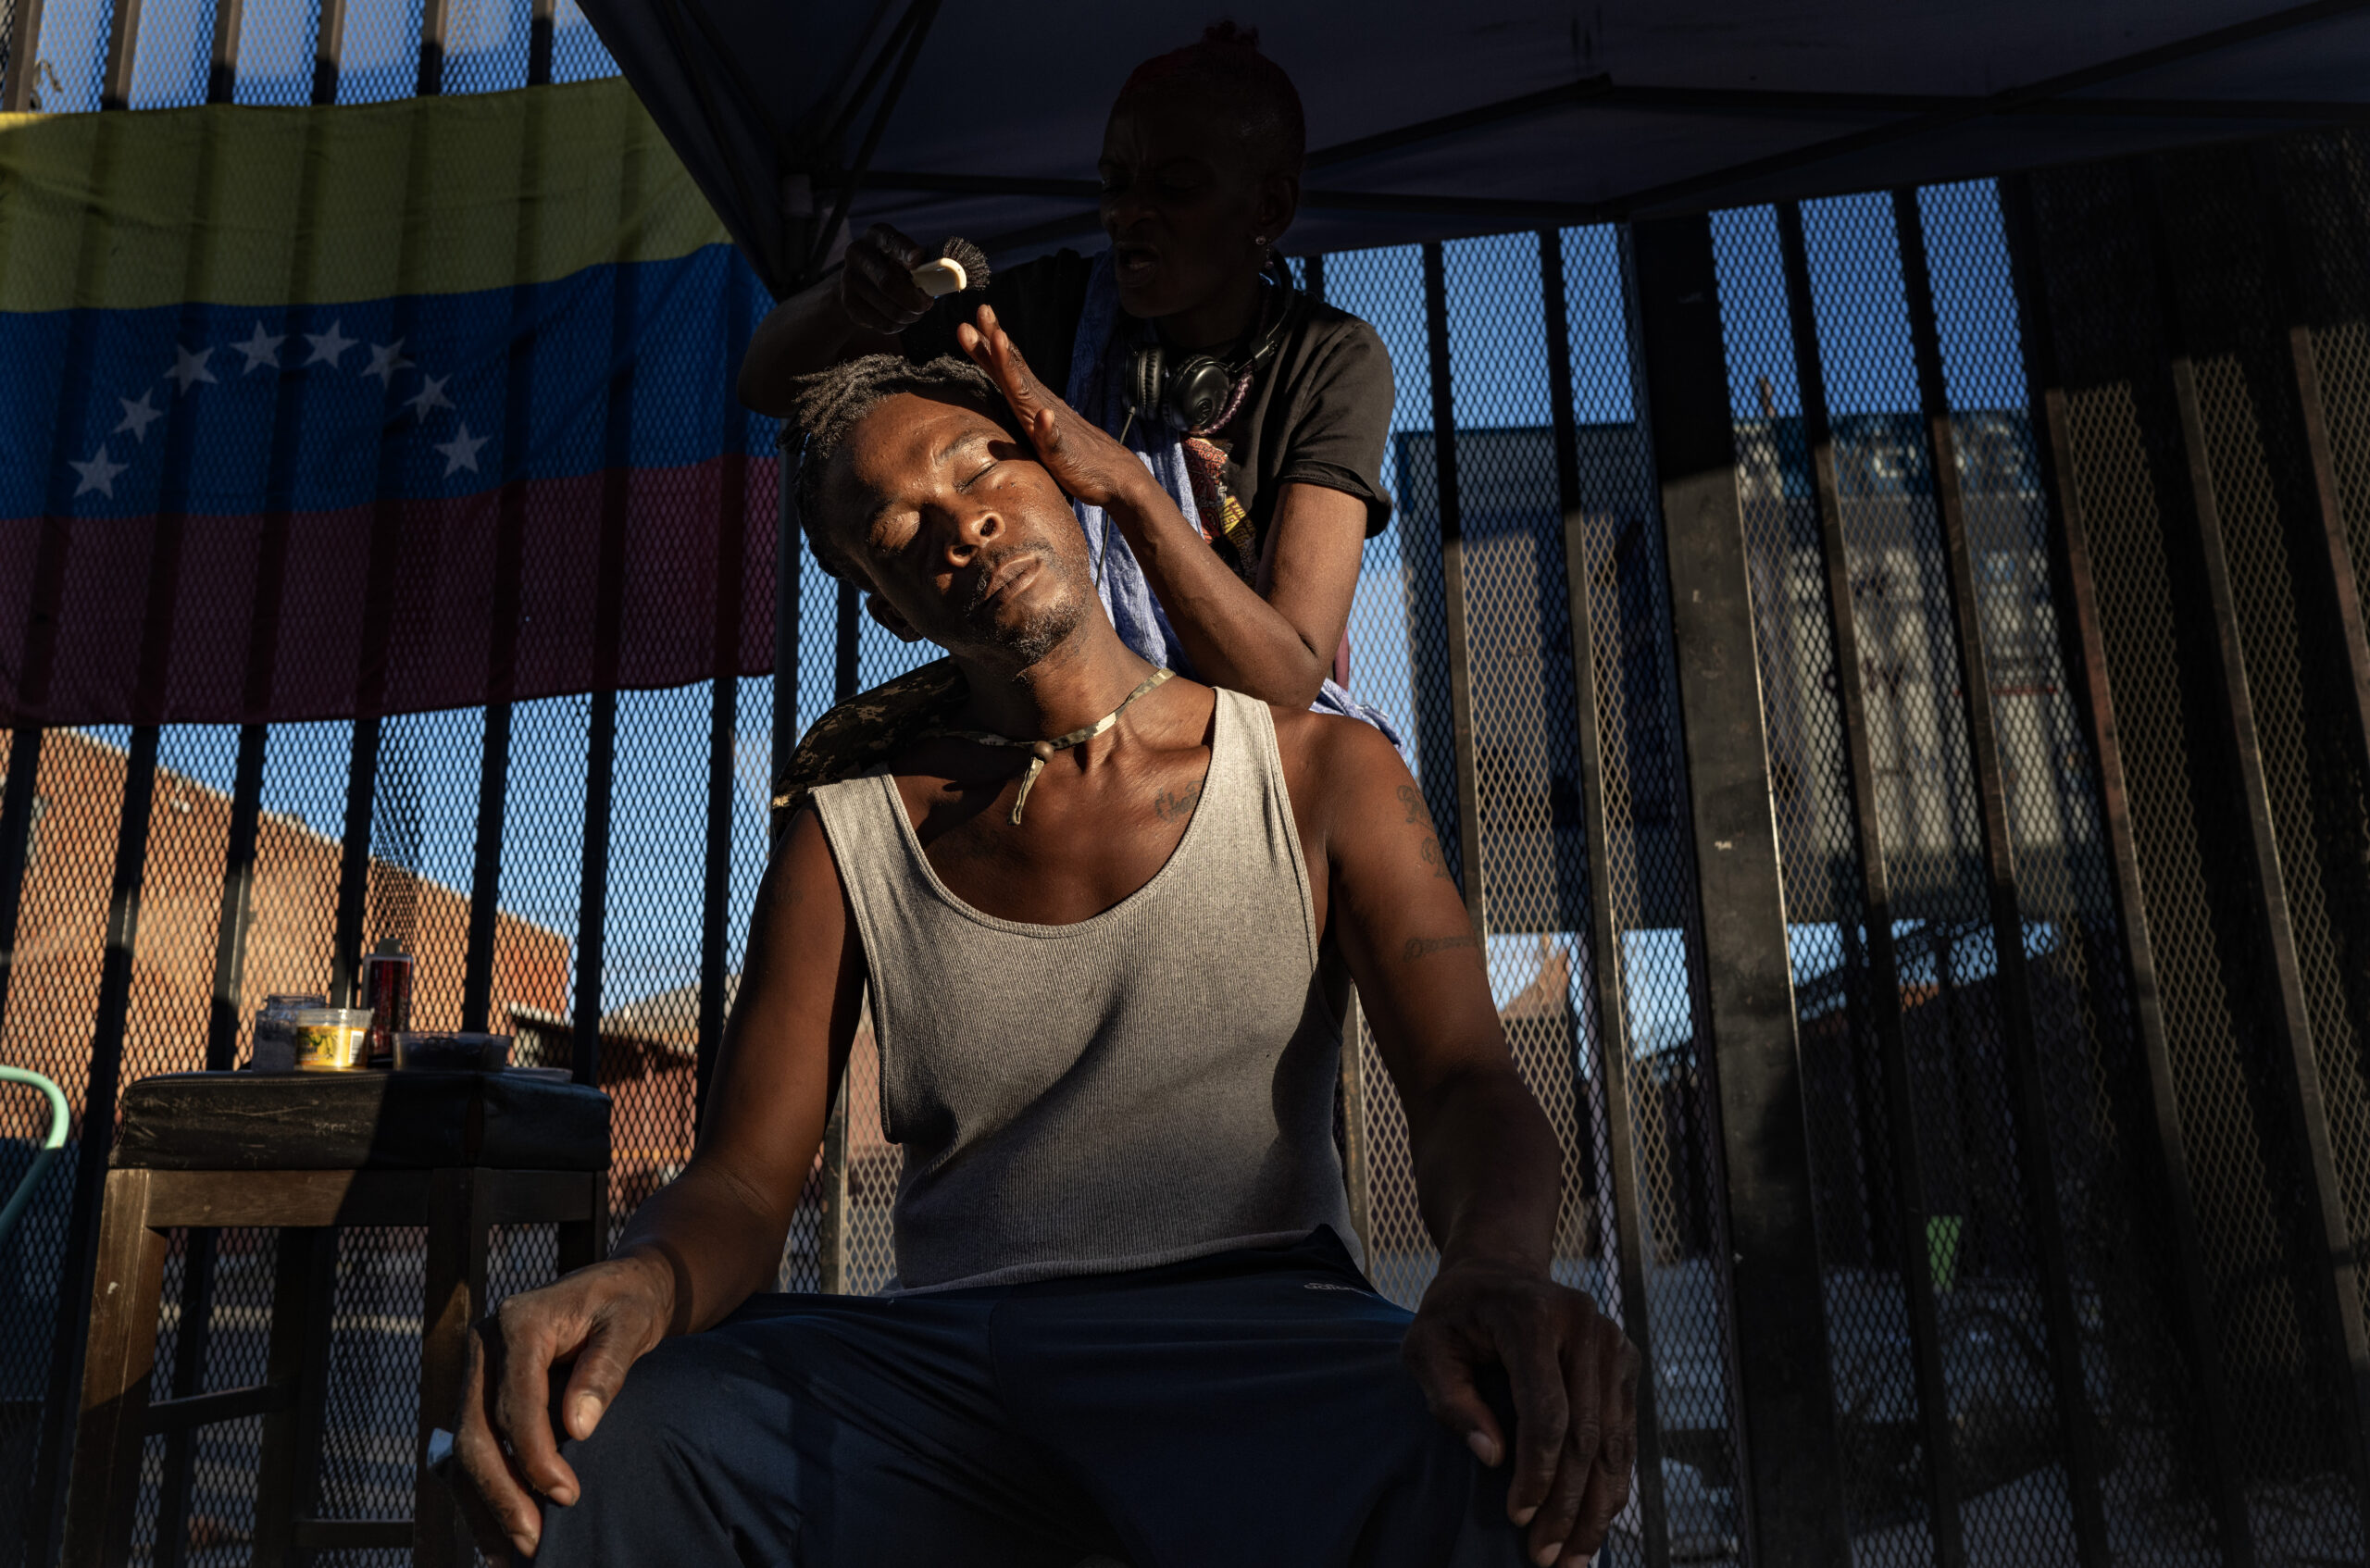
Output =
[{"x1": 7, "y1": 1, "x2": 2370, "y2": 1564}]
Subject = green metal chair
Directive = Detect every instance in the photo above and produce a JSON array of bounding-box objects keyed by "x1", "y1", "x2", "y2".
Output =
[{"x1": 0, "y1": 1064, "x2": 68, "y2": 1252}]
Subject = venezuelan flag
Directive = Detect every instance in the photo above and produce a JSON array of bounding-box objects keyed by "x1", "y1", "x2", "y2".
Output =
[{"x1": 0, "y1": 78, "x2": 777, "y2": 727}]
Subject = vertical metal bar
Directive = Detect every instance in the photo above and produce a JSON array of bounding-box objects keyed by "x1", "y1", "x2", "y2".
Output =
[
  {"x1": 527, "y1": 0, "x2": 554, "y2": 85},
  {"x1": 1539, "y1": 226, "x2": 1671, "y2": 1568},
  {"x1": 1419, "y1": 241, "x2": 1486, "y2": 934},
  {"x1": 50, "y1": 511, "x2": 184, "y2": 1562},
  {"x1": 464, "y1": 77, "x2": 555, "y2": 1033},
  {"x1": 771, "y1": 434, "x2": 804, "y2": 800},
  {"x1": 323, "y1": 0, "x2": 401, "y2": 1010},
  {"x1": 815, "y1": 576, "x2": 858, "y2": 1288},
  {"x1": 331, "y1": 717, "x2": 379, "y2": 1007},
  {"x1": 2255, "y1": 139, "x2": 2370, "y2": 933},
  {"x1": 131, "y1": 102, "x2": 244, "y2": 1556},
  {"x1": 1777, "y1": 197, "x2": 1967, "y2": 1568},
  {"x1": 414, "y1": 0, "x2": 449, "y2": 93},
  {"x1": 833, "y1": 578, "x2": 859, "y2": 707},
  {"x1": 573, "y1": 193, "x2": 642, "y2": 1088},
  {"x1": 1626, "y1": 211, "x2": 1851, "y2": 1568},
  {"x1": 572, "y1": 691, "x2": 617, "y2": 1085},
  {"x1": 206, "y1": 0, "x2": 240, "y2": 101},
  {"x1": 2136, "y1": 159, "x2": 2370, "y2": 1508},
  {"x1": 1894, "y1": 184, "x2": 2113, "y2": 1565},
  {"x1": 97, "y1": 0, "x2": 140, "y2": 109},
  {"x1": 1339, "y1": 989, "x2": 1373, "y2": 1262},
  {"x1": 1, "y1": 0, "x2": 45, "y2": 109},
  {"x1": 1997, "y1": 170, "x2": 2255, "y2": 1565},
  {"x1": 310, "y1": 0, "x2": 344, "y2": 103},
  {"x1": 462, "y1": 699, "x2": 510, "y2": 1034},
  {"x1": 698, "y1": 264, "x2": 755, "y2": 1129},
  {"x1": 149, "y1": 721, "x2": 262, "y2": 1568}
]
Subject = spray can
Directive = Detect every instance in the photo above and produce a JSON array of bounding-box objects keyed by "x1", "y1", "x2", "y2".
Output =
[{"x1": 361, "y1": 942, "x2": 414, "y2": 1066}]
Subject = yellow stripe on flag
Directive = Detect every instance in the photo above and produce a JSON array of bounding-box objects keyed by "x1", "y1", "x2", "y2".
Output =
[{"x1": 0, "y1": 77, "x2": 733, "y2": 313}]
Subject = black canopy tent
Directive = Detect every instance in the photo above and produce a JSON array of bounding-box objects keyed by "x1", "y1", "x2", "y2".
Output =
[{"x1": 570, "y1": 0, "x2": 2370, "y2": 293}]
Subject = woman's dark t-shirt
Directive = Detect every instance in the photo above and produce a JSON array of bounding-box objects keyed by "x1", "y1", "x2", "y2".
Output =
[{"x1": 902, "y1": 250, "x2": 1396, "y2": 570}]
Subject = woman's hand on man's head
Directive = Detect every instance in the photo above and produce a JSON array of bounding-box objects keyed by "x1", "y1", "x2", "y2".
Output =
[{"x1": 959, "y1": 304, "x2": 1164, "y2": 519}]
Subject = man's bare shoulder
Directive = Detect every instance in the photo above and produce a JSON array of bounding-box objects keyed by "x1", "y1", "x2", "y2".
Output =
[{"x1": 1266, "y1": 704, "x2": 1414, "y2": 829}]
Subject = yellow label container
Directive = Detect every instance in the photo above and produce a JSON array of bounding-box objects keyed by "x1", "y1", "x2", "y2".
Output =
[{"x1": 291, "y1": 1008, "x2": 373, "y2": 1071}]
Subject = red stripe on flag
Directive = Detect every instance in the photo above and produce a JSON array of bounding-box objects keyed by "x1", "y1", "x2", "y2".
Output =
[{"x1": 0, "y1": 455, "x2": 781, "y2": 728}]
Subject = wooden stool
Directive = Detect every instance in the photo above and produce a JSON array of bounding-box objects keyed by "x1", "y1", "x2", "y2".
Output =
[{"x1": 61, "y1": 1069, "x2": 610, "y2": 1568}]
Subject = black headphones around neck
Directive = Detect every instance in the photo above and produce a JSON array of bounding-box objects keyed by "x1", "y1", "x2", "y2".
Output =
[{"x1": 1122, "y1": 284, "x2": 1301, "y2": 436}]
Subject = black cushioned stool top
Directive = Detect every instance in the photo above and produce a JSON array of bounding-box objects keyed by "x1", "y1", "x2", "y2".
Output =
[{"x1": 114, "y1": 1072, "x2": 611, "y2": 1172}]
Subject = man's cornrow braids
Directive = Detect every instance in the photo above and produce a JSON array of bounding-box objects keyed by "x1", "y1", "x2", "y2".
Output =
[{"x1": 784, "y1": 354, "x2": 1004, "y2": 579}]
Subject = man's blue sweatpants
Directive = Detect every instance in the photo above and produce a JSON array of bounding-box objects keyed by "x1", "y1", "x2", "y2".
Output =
[{"x1": 536, "y1": 1227, "x2": 1529, "y2": 1566}]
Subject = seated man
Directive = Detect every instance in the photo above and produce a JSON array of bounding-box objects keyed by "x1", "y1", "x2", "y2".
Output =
[{"x1": 447, "y1": 355, "x2": 1638, "y2": 1568}]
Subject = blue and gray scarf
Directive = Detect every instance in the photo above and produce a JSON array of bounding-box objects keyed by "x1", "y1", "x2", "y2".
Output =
[{"x1": 1062, "y1": 251, "x2": 1403, "y2": 748}]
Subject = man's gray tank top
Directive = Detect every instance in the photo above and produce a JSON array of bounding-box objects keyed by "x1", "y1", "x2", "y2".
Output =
[{"x1": 809, "y1": 686, "x2": 1356, "y2": 1293}]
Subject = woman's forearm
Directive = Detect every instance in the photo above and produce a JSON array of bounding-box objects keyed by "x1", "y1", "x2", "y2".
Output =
[
  {"x1": 1107, "y1": 484, "x2": 1336, "y2": 705},
  {"x1": 738, "y1": 280, "x2": 899, "y2": 417}
]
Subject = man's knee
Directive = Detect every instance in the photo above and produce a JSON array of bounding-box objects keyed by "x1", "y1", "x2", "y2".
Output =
[{"x1": 557, "y1": 1333, "x2": 734, "y2": 1488}]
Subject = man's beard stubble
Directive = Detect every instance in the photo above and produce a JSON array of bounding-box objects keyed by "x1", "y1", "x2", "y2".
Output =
[{"x1": 961, "y1": 541, "x2": 1091, "y2": 668}]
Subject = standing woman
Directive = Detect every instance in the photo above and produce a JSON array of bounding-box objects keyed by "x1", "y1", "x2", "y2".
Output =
[{"x1": 741, "y1": 24, "x2": 1399, "y2": 822}]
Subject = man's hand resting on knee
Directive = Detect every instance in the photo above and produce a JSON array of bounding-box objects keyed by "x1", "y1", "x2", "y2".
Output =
[
  {"x1": 1403, "y1": 1258, "x2": 1639, "y2": 1567},
  {"x1": 1304, "y1": 716, "x2": 1640, "y2": 1566},
  {"x1": 448, "y1": 1251, "x2": 677, "y2": 1564}
]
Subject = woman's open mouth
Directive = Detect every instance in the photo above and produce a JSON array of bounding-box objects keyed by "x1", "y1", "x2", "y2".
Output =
[{"x1": 1115, "y1": 243, "x2": 1160, "y2": 282}]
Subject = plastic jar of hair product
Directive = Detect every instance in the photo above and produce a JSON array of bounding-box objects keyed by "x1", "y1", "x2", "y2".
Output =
[{"x1": 290, "y1": 1007, "x2": 374, "y2": 1072}]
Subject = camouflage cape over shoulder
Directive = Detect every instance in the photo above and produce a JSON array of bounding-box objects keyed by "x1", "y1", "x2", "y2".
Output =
[{"x1": 768, "y1": 658, "x2": 968, "y2": 849}]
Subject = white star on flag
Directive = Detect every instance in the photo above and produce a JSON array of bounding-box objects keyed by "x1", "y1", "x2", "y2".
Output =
[
  {"x1": 167, "y1": 344, "x2": 216, "y2": 394},
  {"x1": 365, "y1": 339, "x2": 414, "y2": 385},
  {"x1": 405, "y1": 373, "x2": 455, "y2": 420},
  {"x1": 305, "y1": 320, "x2": 356, "y2": 367},
  {"x1": 70, "y1": 445, "x2": 129, "y2": 498},
  {"x1": 435, "y1": 422, "x2": 490, "y2": 476},
  {"x1": 115, "y1": 390, "x2": 163, "y2": 442},
  {"x1": 231, "y1": 320, "x2": 285, "y2": 373}
]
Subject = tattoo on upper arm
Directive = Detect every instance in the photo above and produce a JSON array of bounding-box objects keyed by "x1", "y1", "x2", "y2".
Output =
[
  {"x1": 1403, "y1": 933, "x2": 1480, "y2": 963},
  {"x1": 1398, "y1": 783, "x2": 1451, "y2": 879},
  {"x1": 1154, "y1": 778, "x2": 1205, "y2": 822}
]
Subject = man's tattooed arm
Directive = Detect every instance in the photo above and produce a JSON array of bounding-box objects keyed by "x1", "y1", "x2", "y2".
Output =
[
  {"x1": 1403, "y1": 933, "x2": 1481, "y2": 963},
  {"x1": 1398, "y1": 782, "x2": 1453, "y2": 880}
]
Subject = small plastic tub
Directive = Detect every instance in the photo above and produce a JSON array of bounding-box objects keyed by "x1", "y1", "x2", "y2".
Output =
[
  {"x1": 393, "y1": 1031, "x2": 512, "y2": 1072},
  {"x1": 291, "y1": 1008, "x2": 373, "y2": 1072}
]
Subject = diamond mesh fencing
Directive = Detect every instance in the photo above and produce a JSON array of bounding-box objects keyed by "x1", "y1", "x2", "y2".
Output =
[
  {"x1": 1803, "y1": 188, "x2": 2091, "y2": 1561},
  {"x1": 2026, "y1": 148, "x2": 2370, "y2": 1559},
  {"x1": 1712, "y1": 202, "x2": 1939, "y2": 1561},
  {"x1": 2278, "y1": 129, "x2": 2370, "y2": 1359}
]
